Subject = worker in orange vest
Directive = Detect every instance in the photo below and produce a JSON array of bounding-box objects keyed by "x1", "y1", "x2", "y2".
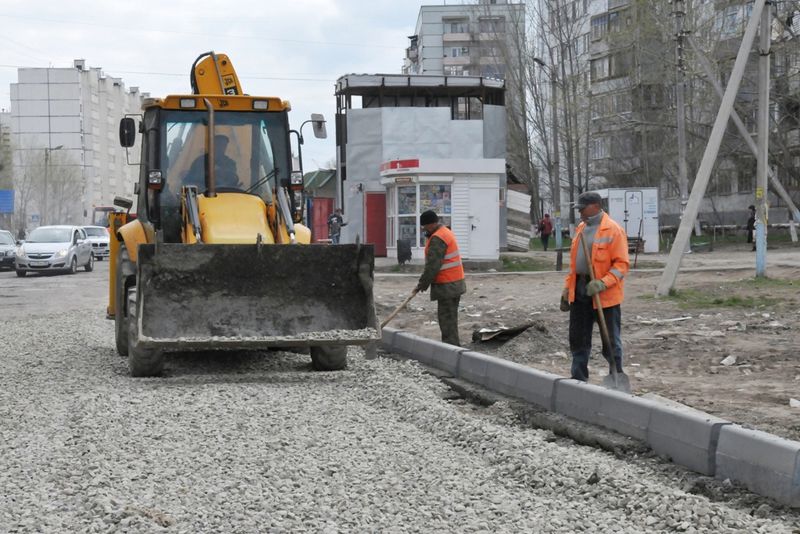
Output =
[
  {"x1": 561, "y1": 191, "x2": 629, "y2": 382},
  {"x1": 415, "y1": 210, "x2": 466, "y2": 346}
]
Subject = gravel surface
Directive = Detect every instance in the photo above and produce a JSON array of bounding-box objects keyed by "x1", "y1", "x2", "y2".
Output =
[{"x1": 1, "y1": 304, "x2": 799, "y2": 532}]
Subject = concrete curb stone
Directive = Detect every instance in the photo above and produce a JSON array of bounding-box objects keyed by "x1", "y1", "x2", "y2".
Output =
[
  {"x1": 386, "y1": 331, "x2": 464, "y2": 375},
  {"x1": 646, "y1": 404, "x2": 730, "y2": 476},
  {"x1": 553, "y1": 379, "x2": 657, "y2": 441},
  {"x1": 715, "y1": 424, "x2": 800, "y2": 507},
  {"x1": 379, "y1": 329, "x2": 800, "y2": 508}
]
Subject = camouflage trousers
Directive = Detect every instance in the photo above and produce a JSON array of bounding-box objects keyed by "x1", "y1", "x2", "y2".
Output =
[{"x1": 437, "y1": 296, "x2": 461, "y2": 347}]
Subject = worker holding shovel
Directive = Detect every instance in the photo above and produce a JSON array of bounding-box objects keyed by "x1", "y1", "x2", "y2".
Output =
[
  {"x1": 561, "y1": 192, "x2": 630, "y2": 389},
  {"x1": 414, "y1": 210, "x2": 466, "y2": 346}
]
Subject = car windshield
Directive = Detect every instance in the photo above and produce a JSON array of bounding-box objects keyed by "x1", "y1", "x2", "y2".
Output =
[
  {"x1": 0, "y1": 233, "x2": 13, "y2": 245},
  {"x1": 84, "y1": 227, "x2": 108, "y2": 237},
  {"x1": 27, "y1": 227, "x2": 72, "y2": 243}
]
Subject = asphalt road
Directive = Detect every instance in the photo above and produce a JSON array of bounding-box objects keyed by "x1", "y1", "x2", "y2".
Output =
[{"x1": 0, "y1": 260, "x2": 109, "y2": 319}]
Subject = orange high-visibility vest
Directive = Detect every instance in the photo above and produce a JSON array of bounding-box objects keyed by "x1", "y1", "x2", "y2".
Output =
[
  {"x1": 565, "y1": 212, "x2": 629, "y2": 308},
  {"x1": 425, "y1": 225, "x2": 465, "y2": 284}
]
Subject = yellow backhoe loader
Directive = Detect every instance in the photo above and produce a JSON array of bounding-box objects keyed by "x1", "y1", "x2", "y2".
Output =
[{"x1": 107, "y1": 52, "x2": 378, "y2": 376}]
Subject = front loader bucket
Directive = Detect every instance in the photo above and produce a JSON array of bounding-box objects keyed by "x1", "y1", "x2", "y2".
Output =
[{"x1": 133, "y1": 243, "x2": 379, "y2": 351}]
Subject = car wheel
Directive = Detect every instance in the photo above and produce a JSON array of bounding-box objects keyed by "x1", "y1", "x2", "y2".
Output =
[
  {"x1": 15, "y1": 269, "x2": 26, "y2": 277},
  {"x1": 115, "y1": 244, "x2": 133, "y2": 357},
  {"x1": 84, "y1": 254, "x2": 94, "y2": 272},
  {"x1": 310, "y1": 346, "x2": 348, "y2": 371},
  {"x1": 127, "y1": 289, "x2": 164, "y2": 377},
  {"x1": 68, "y1": 256, "x2": 77, "y2": 274}
]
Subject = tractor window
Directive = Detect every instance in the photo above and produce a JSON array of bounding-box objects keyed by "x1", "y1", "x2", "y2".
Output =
[{"x1": 160, "y1": 110, "x2": 290, "y2": 204}]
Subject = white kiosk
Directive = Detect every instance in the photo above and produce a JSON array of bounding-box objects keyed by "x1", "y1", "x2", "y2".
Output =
[{"x1": 595, "y1": 188, "x2": 659, "y2": 253}]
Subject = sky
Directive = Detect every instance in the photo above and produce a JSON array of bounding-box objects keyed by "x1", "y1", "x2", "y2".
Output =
[{"x1": 0, "y1": 0, "x2": 443, "y2": 171}]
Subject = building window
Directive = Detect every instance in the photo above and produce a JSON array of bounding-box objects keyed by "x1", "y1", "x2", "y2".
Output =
[
  {"x1": 590, "y1": 57, "x2": 609, "y2": 80},
  {"x1": 451, "y1": 47, "x2": 470, "y2": 58},
  {"x1": 445, "y1": 20, "x2": 469, "y2": 34},
  {"x1": 591, "y1": 14, "x2": 608, "y2": 40},
  {"x1": 479, "y1": 17, "x2": 505, "y2": 34},
  {"x1": 452, "y1": 96, "x2": 483, "y2": 120},
  {"x1": 590, "y1": 137, "x2": 610, "y2": 160},
  {"x1": 445, "y1": 66, "x2": 469, "y2": 76},
  {"x1": 392, "y1": 183, "x2": 452, "y2": 247}
]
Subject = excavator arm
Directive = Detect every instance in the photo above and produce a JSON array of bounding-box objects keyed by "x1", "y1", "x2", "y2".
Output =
[{"x1": 190, "y1": 52, "x2": 243, "y2": 96}]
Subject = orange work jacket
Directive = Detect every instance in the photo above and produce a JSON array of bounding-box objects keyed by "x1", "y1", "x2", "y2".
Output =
[
  {"x1": 425, "y1": 225, "x2": 465, "y2": 284},
  {"x1": 565, "y1": 212, "x2": 629, "y2": 308}
]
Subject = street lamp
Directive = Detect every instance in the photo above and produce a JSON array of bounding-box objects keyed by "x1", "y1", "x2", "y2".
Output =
[
  {"x1": 533, "y1": 57, "x2": 564, "y2": 270},
  {"x1": 43, "y1": 144, "x2": 64, "y2": 226}
]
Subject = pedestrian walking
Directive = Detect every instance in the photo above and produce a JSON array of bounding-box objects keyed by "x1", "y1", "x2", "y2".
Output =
[
  {"x1": 746, "y1": 205, "x2": 756, "y2": 251},
  {"x1": 538, "y1": 213, "x2": 554, "y2": 251},
  {"x1": 327, "y1": 208, "x2": 347, "y2": 244},
  {"x1": 561, "y1": 191, "x2": 629, "y2": 382},
  {"x1": 415, "y1": 210, "x2": 466, "y2": 346}
]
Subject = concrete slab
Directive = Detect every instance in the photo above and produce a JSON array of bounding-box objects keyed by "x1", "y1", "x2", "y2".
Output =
[
  {"x1": 380, "y1": 326, "x2": 399, "y2": 348},
  {"x1": 647, "y1": 404, "x2": 730, "y2": 476},
  {"x1": 715, "y1": 425, "x2": 800, "y2": 508},
  {"x1": 492, "y1": 360, "x2": 561, "y2": 410},
  {"x1": 553, "y1": 380, "x2": 657, "y2": 440}
]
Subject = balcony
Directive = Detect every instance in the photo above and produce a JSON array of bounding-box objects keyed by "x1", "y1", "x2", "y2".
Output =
[
  {"x1": 406, "y1": 47, "x2": 418, "y2": 60},
  {"x1": 443, "y1": 32, "x2": 472, "y2": 43}
]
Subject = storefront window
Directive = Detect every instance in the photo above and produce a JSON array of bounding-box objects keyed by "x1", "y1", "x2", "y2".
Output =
[
  {"x1": 390, "y1": 183, "x2": 453, "y2": 249},
  {"x1": 419, "y1": 184, "x2": 451, "y2": 214},
  {"x1": 398, "y1": 186, "x2": 416, "y2": 214}
]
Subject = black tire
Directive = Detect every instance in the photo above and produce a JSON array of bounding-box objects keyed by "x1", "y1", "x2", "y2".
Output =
[
  {"x1": 68, "y1": 256, "x2": 77, "y2": 275},
  {"x1": 114, "y1": 244, "x2": 133, "y2": 357},
  {"x1": 127, "y1": 289, "x2": 164, "y2": 377},
  {"x1": 310, "y1": 346, "x2": 348, "y2": 371},
  {"x1": 15, "y1": 270, "x2": 26, "y2": 277},
  {"x1": 84, "y1": 254, "x2": 94, "y2": 272}
]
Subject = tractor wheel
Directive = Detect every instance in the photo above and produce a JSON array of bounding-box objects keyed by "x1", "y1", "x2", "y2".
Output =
[
  {"x1": 310, "y1": 346, "x2": 348, "y2": 371},
  {"x1": 127, "y1": 289, "x2": 164, "y2": 377}
]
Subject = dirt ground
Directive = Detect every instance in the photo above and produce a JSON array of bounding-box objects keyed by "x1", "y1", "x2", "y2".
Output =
[{"x1": 374, "y1": 243, "x2": 800, "y2": 442}]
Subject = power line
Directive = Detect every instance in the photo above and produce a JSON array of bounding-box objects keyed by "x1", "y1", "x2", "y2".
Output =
[
  {"x1": 0, "y1": 64, "x2": 337, "y2": 83},
  {"x1": 0, "y1": 14, "x2": 398, "y2": 49}
]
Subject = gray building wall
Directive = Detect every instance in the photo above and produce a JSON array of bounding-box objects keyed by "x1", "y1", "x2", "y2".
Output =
[{"x1": 10, "y1": 60, "x2": 143, "y2": 227}]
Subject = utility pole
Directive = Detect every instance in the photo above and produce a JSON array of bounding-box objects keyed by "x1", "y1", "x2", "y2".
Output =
[
  {"x1": 674, "y1": 0, "x2": 691, "y2": 253},
  {"x1": 42, "y1": 145, "x2": 63, "y2": 226},
  {"x1": 755, "y1": 1, "x2": 771, "y2": 277},
  {"x1": 534, "y1": 56, "x2": 563, "y2": 269},
  {"x1": 687, "y1": 35, "x2": 800, "y2": 234},
  {"x1": 657, "y1": 0, "x2": 768, "y2": 296}
]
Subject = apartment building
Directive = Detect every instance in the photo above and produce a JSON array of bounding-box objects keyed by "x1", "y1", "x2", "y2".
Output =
[
  {"x1": 10, "y1": 59, "x2": 144, "y2": 227},
  {"x1": 543, "y1": 0, "x2": 798, "y2": 231},
  {"x1": 402, "y1": 1, "x2": 531, "y2": 188}
]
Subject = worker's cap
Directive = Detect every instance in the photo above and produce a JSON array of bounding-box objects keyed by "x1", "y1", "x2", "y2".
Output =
[
  {"x1": 573, "y1": 191, "x2": 602, "y2": 209},
  {"x1": 420, "y1": 210, "x2": 439, "y2": 226}
]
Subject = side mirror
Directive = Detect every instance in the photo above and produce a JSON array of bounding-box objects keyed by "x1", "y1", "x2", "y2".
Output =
[
  {"x1": 311, "y1": 113, "x2": 327, "y2": 139},
  {"x1": 119, "y1": 118, "x2": 137, "y2": 148}
]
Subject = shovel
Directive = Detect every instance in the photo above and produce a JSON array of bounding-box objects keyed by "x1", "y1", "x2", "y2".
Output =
[
  {"x1": 381, "y1": 289, "x2": 418, "y2": 328},
  {"x1": 578, "y1": 233, "x2": 631, "y2": 393}
]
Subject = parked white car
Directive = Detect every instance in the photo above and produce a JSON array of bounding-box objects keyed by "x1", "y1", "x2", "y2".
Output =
[
  {"x1": 15, "y1": 225, "x2": 94, "y2": 276},
  {"x1": 82, "y1": 226, "x2": 110, "y2": 260}
]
